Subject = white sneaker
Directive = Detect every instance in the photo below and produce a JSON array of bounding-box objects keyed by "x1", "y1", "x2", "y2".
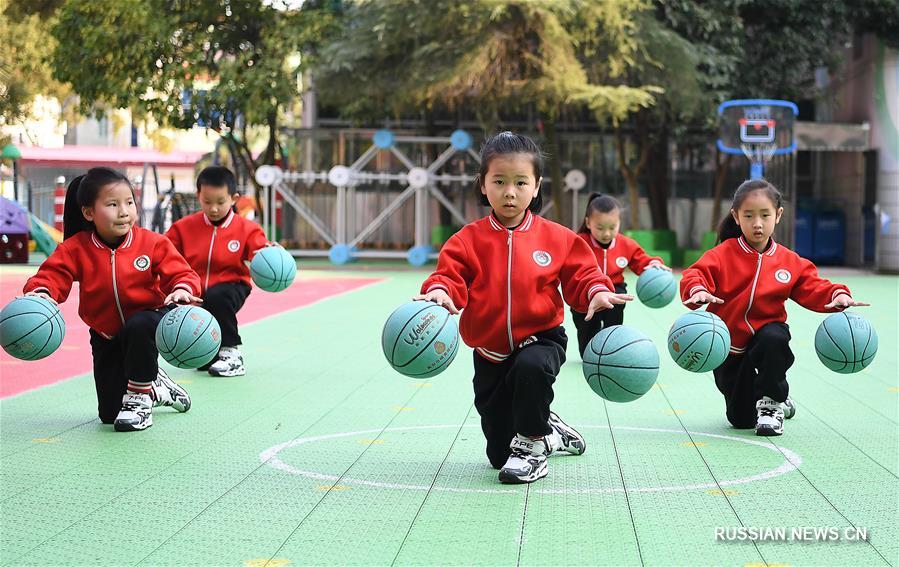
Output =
[
  {"x1": 152, "y1": 368, "x2": 191, "y2": 412},
  {"x1": 547, "y1": 411, "x2": 586, "y2": 456},
  {"x1": 755, "y1": 396, "x2": 784, "y2": 436},
  {"x1": 208, "y1": 346, "x2": 245, "y2": 377},
  {"x1": 782, "y1": 397, "x2": 796, "y2": 419},
  {"x1": 498, "y1": 434, "x2": 549, "y2": 484},
  {"x1": 114, "y1": 394, "x2": 153, "y2": 432}
]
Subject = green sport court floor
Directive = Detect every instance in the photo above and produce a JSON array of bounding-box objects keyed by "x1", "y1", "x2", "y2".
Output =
[{"x1": 1, "y1": 265, "x2": 896, "y2": 567}]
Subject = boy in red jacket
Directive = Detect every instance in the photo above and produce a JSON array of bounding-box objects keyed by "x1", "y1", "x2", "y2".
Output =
[
  {"x1": 166, "y1": 166, "x2": 269, "y2": 377},
  {"x1": 681, "y1": 179, "x2": 868, "y2": 436},
  {"x1": 25, "y1": 167, "x2": 201, "y2": 431},
  {"x1": 572, "y1": 193, "x2": 671, "y2": 356},
  {"x1": 417, "y1": 133, "x2": 632, "y2": 484}
]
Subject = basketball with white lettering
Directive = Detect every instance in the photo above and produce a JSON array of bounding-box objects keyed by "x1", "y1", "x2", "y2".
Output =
[{"x1": 382, "y1": 301, "x2": 459, "y2": 378}]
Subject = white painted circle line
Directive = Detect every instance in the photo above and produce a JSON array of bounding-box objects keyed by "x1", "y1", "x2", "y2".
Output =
[{"x1": 259, "y1": 425, "x2": 803, "y2": 495}]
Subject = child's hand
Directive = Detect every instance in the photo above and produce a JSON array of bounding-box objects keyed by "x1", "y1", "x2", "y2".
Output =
[
  {"x1": 413, "y1": 289, "x2": 460, "y2": 314},
  {"x1": 585, "y1": 291, "x2": 633, "y2": 320},
  {"x1": 23, "y1": 291, "x2": 57, "y2": 305},
  {"x1": 653, "y1": 264, "x2": 673, "y2": 272},
  {"x1": 684, "y1": 291, "x2": 723, "y2": 306},
  {"x1": 164, "y1": 289, "x2": 203, "y2": 306},
  {"x1": 825, "y1": 295, "x2": 870, "y2": 310}
]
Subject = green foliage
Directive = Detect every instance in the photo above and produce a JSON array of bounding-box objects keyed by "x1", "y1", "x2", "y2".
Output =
[
  {"x1": 314, "y1": 1, "x2": 661, "y2": 127},
  {"x1": 0, "y1": 0, "x2": 69, "y2": 125}
]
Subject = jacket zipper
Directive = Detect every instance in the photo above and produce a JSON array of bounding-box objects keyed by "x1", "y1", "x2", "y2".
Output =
[
  {"x1": 204, "y1": 227, "x2": 217, "y2": 292},
  {"x1": 602, "y1": 248, "x2": 607, "y2": 273},
  {"x1": 744, "y1": 252, "x2": 763, "y2": 335},
  {"x1": 110, "y1": 250, "x2": 126, "y2": 324},
  {"x1": 506, "y1": 229, "x2": 514, "y2": 351}
]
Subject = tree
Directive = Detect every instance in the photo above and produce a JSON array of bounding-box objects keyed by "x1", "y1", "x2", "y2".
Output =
[
  {"x1": 0, "y1": 0, "x2": 69, "y2": 138},
  {"x1": 313, "y1": 0, "x2": 659, "y2": 226},
  {"x1": 578, "y1": 5, "x2": 705, "y2": 229},
  {"x1": 36, "y1": 0, "x2": 338, "y2": 219}
]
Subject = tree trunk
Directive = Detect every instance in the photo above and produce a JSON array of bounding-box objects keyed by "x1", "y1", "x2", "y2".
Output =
[
  {"x1": 615, "y1": 125, "x2": 650, "y2": 230},
  {"x1": 542, "y1": 117, "x2": 565, "y2": 225},
  {"x1": 712, "y1": 151, "x2": 733, "y2": 231},
  {"x1": 646, "y1": 120, "x2": 670, "y2": 230}
]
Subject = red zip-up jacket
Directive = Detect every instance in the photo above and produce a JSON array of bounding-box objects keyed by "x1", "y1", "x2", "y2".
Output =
[
  {"x1": 680, "y1": 236, "x2": 851, "y2": 355},
  {"x1": 24, "y1": 228, "x2": 201, "y2": 339},
  {"x1": 421, "y1": 211, "x2": 614, "y2": 363},
  {"x1": 166, "y1": 210, "x2": 268, "y2": 293},
  {"x1": 578, "y1": 232, "x2": 663, "y2": 286}
]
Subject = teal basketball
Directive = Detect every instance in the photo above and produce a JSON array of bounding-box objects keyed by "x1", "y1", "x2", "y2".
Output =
[
  {"x1": 814, "y1": 311, "x2": 878, "y2": 374},
  {"x1": 636, "y1": 267, "x2": 677, "y2": 309},
  {"x1": 382, "y1": 301, "x2": 459, "y2": 378},
  {"x1": 250, "y1": 246, "x2": 297, "y2": 292},
  {"x1": 0, "y1": 296, "x2": 65, "y2": 360},
  {"x1": 582, "y1": 325, "x2": 659, "y2": 402},
  {"x1": 668, "y1": 311, "x2": 731, "y2": 372},
  {"x1": 155, "y1": 305, "x2": 222, "y2": 369}
]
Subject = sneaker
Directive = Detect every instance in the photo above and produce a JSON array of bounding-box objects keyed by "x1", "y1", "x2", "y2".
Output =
[
  {"x1": 114, "y1": 394, "x2": 153, "y2": 432},
  {"x1": 782, "y1": 397, "x2": 796, "y2": 420},
  {"x1": 548, "y1": 411, "x2": 586, "y2": 456},
  {"x1": 498, "y1": 434, "x2": 549, "y2": 484},
  {"x1": 152, "y1": 368, "x2": 191, "y2": 412},
  {"x1": 208, "y1": 347, "x2": 245, "y2": 377},
  {"x1": 755, "y1": 396, "x2": 784, "y2": 436}
]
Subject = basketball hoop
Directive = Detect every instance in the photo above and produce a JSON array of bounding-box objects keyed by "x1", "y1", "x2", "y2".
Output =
[{"x1": 718, "y1": 99, "x2": 798, "y2": 180}]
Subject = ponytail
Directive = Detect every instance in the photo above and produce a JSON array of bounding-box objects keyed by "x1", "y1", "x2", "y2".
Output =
[
  {"x1": 577, "y1": 192, "x2": 621, "y2": 233},
  {"x1": 62, "y1": 176, "x2": 91, "y2": 240},
  {"x1": 62, "y1": 167, "x2": 133, "y2": 240},
  {"x1": 717, "y1": 178, "x2": 783, "y2": 244},
  {"x1": 716, "y1": 215, "x2": 743, "y2": 244}
]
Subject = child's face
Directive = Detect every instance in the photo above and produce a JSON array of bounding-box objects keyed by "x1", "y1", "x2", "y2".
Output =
[
  {"x1": 731, "y1": 190, "x2": 783, "y2": 251},
  {"x1": 585, "y1": 209, "x2": 620, "y2": 245},
  {"x1": 480, "y1": 153, "x2": 541, "y2": 227},
  {"x1": 199, "y1": 184, "x2": 236, "y2": 222},
  {"x1": 82, "y1": 182, "x2": 137, "y2": 242}
]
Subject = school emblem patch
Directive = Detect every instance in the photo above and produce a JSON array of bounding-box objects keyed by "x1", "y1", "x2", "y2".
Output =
[
  {"x1": 532, "y1": 250, "x2": 552, "y2": 267},
  {"x1": 615, "y1": 257, "x2": 628, "y2": 269},
  {"x1": 775, "y1": 269, "x2": 792, "y2": 284},
  {"x1": 133, "y1": 255, "x2": 151, "y2": 271},
  {"x1": 228, "y1": 240, "x2": 240, "y2": 253}
]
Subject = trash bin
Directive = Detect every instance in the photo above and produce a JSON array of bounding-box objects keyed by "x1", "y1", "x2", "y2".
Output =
[
  {"x1": 812, "y1": 210, "x2": 845, "y2": 265},
  {"x1": 794, "y1": 208, "x2": 814, "y2": 259}
]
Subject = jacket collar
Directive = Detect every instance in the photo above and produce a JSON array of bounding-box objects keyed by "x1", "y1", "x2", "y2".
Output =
[
  {"x1": 488, "y1": 210, "x2": 535, "y2": 233},
  {"x1": 202, "y1": 209, "x2": 235, "y2": 228},
  {"x1": 90, "y1": 228, "x2": 134, "y2": 250},
  {"x1": 589, "y1": 234, "x2": 615, "y2": 250},
  {"x1": 737, "y1": 235, "x2": 777, "y2": 256}
]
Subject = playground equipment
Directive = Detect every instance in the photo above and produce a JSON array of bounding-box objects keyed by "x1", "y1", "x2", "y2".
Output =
[{"x1": 256, "y1": 129, "x2": 588, "y2": 266}]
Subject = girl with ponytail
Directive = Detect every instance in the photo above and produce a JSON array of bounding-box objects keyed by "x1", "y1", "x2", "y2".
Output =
[
  {"x1": 571, "y1": 192, "x2": 671, "y2": 357},
  {"x1": 681, "y1": 178, "x2": 869, "y2": 436},
  {"x1": 21, "y1": 167, "x2": 202, "y2": 431}
]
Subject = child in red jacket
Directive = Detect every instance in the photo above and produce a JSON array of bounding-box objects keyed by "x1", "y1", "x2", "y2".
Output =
[
  {"x1": 24, "y1": 167, "x2": 201, "y2": 431},
  {"x1": 166, "y1": 166, "x2": 269, "y2": 377},
  {"x1": 417, "y1": 132, "x2": 632, "y2": 484},
  {"x1": 572, "y1": 193, "x2": 671, "y2": 356},
  {"x1": 680, "y1": 179, "x2": 868, "y2": 436}
]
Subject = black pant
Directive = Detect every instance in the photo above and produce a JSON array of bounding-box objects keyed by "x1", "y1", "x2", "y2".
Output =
[
  {"x1": 713, "y1": 322, "x2": 794, "y2": 428},
  {"x1": 89, "y1": 307, "x2": 171, "y2": 423},
  {"x1": 570, "y1": 283, "x2": 627, "y2": 357},
  {"x1": 473, "y1": 327, "x2": 567, "y2": 469},
  {"x1": 203, "y1": 282, "x2": 251, "y2": 347}
]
